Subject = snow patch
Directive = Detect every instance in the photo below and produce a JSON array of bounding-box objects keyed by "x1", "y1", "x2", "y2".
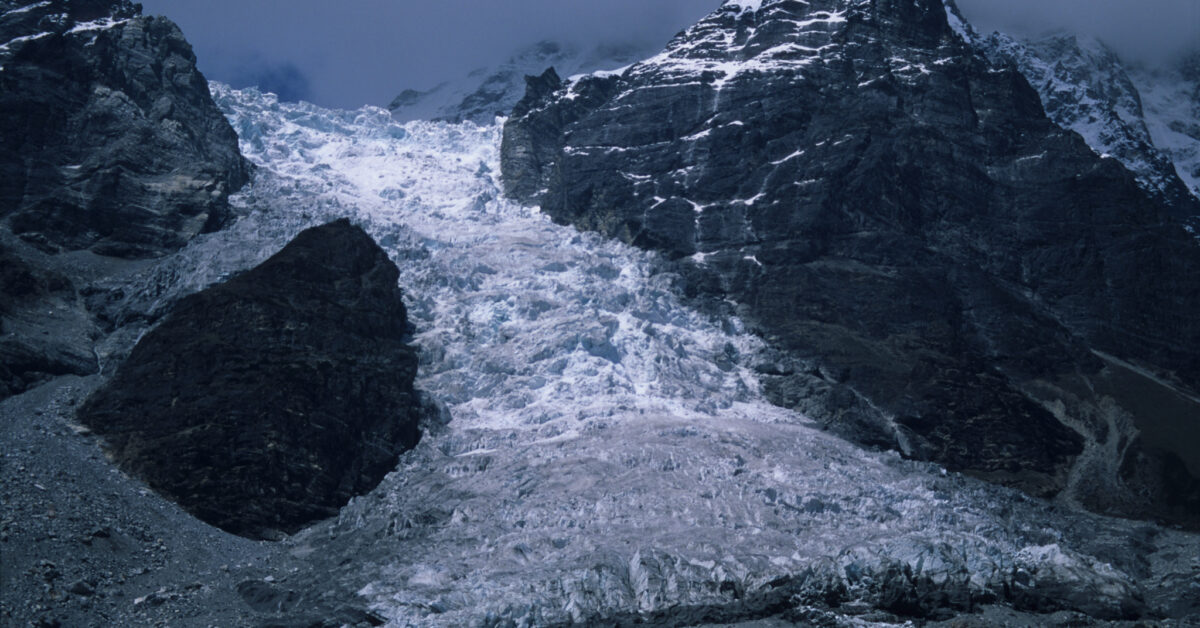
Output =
[
  {"x1": 0, "y1": 30, "x2": 51, "y2": 53},
  {"x1": 941, "y1": 0, "x2": 974, "y2": 43},
  {"x1": 2, "y1": 1, "x2": 51, "y2": 17},
  {"x1": 67, "y1": 17, "x2": 130, "y2": 34}
]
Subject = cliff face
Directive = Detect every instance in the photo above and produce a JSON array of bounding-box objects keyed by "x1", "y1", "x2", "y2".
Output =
[
  {"x1": 501, "y1": 0, "x2": 1200, "y2": 524},
  {"x1": 78, "y1": 219, "x2": 427, "y2": 540},
  {"x1": 0, "y1": 0, "x2": 251, "y2": 400},
  {"x1": 0, "y1": 0, "x2": 249, "y2": 258}
]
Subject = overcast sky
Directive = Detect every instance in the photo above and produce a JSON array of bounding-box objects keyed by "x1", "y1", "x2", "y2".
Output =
[
  {"x1": 138, "y1": 0, "x2": 716, "y2": 108},
  {"x1": 139, "y1": 0, "x2": 1199, "y2": 110},
  {"x1": 958, "y1": 0, "x2": 1199, "y2": 61}
]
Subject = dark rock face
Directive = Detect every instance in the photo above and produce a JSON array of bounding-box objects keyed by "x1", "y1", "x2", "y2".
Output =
[
  {"x1": 0, "y1": 0, "x2": 249, "y2": 258},
  {"x1": 78, "y1": 219, "x2": 425, "y2": 540},
  {"x1": 501, "y1": 0, "x2": 1200, "y2": 523},
  {"x1": 0, "y1": 0, "x2": 250, "y2": 402}
]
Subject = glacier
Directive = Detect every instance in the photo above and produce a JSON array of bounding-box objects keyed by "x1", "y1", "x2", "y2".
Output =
[{"x1": 115, "y1": 83, "x2": 1197, "y2": 626}]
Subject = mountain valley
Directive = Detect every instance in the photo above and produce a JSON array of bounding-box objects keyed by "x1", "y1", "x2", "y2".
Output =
[{"x1": 2, "y1": 0, "x2": 1199, "y2": 626}]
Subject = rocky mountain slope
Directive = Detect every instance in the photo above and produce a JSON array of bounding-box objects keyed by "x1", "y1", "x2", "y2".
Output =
[
  {"x1": 0, "y1": 0, "x2": 249, "y2": 257},
  {"x1": 3, "y1": 0, "x2": 1200, "y2": 626},
  {"x1": 501, "y1": 0, "x2": 1200, "y2": 526},
  {"x1": 388, "y1": 39, "x2": 660, "y2": 124},
  {"x1": 981, "y1": 32, "x2": 1199, "y2": 210},
  {"x1": 1132, "y1": 52, "x2": 1200, "y2": 204},
  {"x1": 0, "y1": 0, "x2": 250, "y2": 400}
]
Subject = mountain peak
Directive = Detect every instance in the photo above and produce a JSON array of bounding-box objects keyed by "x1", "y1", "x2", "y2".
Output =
[{"x1": 617, "y1": 0, "x2": 971, "y2": 100}]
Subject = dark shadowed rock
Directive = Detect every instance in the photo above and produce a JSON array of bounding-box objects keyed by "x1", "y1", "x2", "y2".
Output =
[
  {"x1": 0, "y1": 241, "x2": 99, "y2": 397},
  {"x1": 0, "y1": 0, "x2": 249, "y2": 258},
  {"x1": 501, "y1": 0, "x2": 1200, "y2": 524},
  {"x1": 78, "y1": 219, "x2": 425, "y2": 539}
]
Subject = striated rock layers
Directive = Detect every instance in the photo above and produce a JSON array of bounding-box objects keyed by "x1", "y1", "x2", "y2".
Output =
[
  {"x1": 0, "y1": 0, "x2": 250, "y2": 400},
  {"x1": 78, "y1": 219, "x2": 425, "y2": 540},
  {"x1": 501, "y1": 0, "x2": 1200, "y2": 524},
  {"x1": 0, "y1": 0, "x2": 249, "y2": 258}
]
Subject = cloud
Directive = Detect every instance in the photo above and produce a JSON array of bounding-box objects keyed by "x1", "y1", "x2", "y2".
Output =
[
  {"x1": 138, "y1": 0, "x2": 1198, "y2": 110},
  {"x1": 955, "y1": 0, "x2": 1200, "y2": 61},
  {"x1": 226, "y1": 57, "x2": 311, "y2": 103}
]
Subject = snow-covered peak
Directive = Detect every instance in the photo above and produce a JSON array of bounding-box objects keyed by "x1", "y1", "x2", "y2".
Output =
[
  {"x1": 575, "y1": 0, "x2": 972, "y2": 96},
  {"x1": 983, "y1": 32, "x2": 1199, "y2": 203},
  {"x1": 387, "y1": 39, "x2": 661, "y2": 124},
  {"x1": 1131, "y1": 51, "x2": 1200, "y2": 200},
  {"x1": 624, "y1": 0, "x2": 855, "y2": 91}
]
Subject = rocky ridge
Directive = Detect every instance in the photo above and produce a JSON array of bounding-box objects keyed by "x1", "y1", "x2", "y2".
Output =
[
  {"x1": 981, "y1": 32, "x2": 1198, "y2": 209},
  {"x1": 0, "y1": 0, "x2": 250, "y2": 257},
  {"x1": 501, "y1": 0, "x2": 1200, "y2": 525}
]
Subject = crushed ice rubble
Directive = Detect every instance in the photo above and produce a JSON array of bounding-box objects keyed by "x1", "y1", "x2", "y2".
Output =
[{"x1": 133, "y1": 83, "x2": 1194, "y2": 625}]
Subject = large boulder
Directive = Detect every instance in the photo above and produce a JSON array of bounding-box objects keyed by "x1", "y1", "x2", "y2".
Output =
[
  {"x1": 0, "y1": 0, "x2": 250, "y2": 258},
  {"x1": 500, "y1": 0, "x2": 1200, "y2": 524},
  {"x1": 78, "y1": 219, "x2": 426, "y2": 539}
]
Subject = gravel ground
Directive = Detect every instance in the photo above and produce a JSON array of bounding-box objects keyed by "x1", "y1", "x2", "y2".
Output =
[{"x1": 0, "y1": 375, "x2": 279, "y2": 627}]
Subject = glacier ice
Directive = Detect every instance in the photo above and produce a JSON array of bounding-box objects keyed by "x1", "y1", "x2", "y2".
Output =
[{"x1": 116, "y1": 83, "x2": 1199, "y2": 626}]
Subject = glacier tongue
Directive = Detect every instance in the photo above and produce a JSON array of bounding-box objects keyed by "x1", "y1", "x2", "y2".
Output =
[
  {"x1": 192, "y1": 83, "x2": 1195, "y2": 625},
  {"x1": 212, "y1": 83, "x2": 774, "y2": 437}
]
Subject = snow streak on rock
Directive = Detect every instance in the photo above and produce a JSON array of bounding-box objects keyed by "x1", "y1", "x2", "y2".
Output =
[{"x1": 194, "y1": 84, "x2": 1195, "y2": 626}]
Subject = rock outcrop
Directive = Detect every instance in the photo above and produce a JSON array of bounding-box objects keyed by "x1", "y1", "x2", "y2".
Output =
[
  {"x1": 0, "y1": 0, "x2": 250, "y2": 401},
  {"x1": 78, "y1": 219, "x2": 426, "y2": 540},
  {"x1": 0, "y1": 241, "x2": 98, "y2": 396},
  {"x1": 501, "y1": 0, "x2": 1200, "y2": 524},
  {"x1": 0, "y1": 0, "x2": 249, "y2": 258}
]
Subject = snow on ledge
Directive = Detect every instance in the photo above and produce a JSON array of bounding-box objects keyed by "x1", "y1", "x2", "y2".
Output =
[{"x1": 942, "y1": 0, "x2": 975, "y2": 43}]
